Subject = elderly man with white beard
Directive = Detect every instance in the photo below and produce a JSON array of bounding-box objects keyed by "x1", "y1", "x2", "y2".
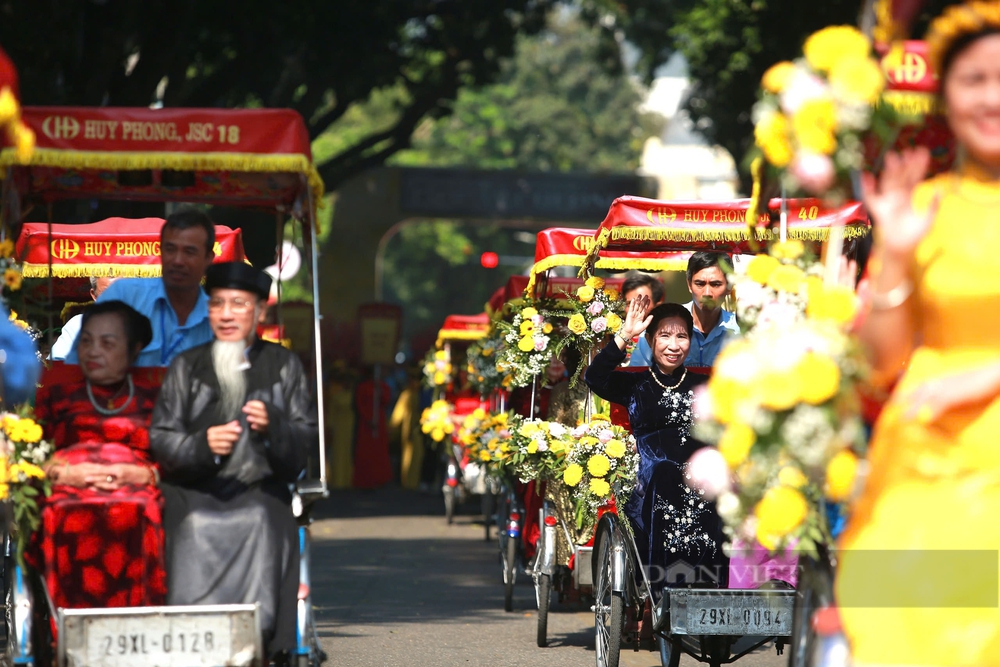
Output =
[{"x1": 150, "y1": 262, "x2": 316, "y2": 664}]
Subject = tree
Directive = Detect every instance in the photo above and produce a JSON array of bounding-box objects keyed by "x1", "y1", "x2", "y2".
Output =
[
  {"x1": 0, "y1": 0, "x2": 551, "y2": 192},
  {"x1": 377, "y1": 12, "x2": 663, "y2": 343}
]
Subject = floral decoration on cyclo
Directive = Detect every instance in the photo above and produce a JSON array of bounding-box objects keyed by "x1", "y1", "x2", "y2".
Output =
[
  {"x1": 691, "y1": 241, "x2": 867, "y2": 557},
  {"x1": 419, "y1": 399, "x2": 455, "y2": 444},
  {"x1": 561, "y1": 415, "x2": 639, "y2": 530},
  {"x1": 421, "y1": 347, "x2": 453, "y2": 391},
  {"x1": 750, "y1": 25, "x2": 896, "y2": 203},
  {"x1": 457, "y1": 408, "x2": 511, "y2": 475},
  {"x1": 495, "y1": 302, "x2": 562, "y2": 388},
  {"x1": 493, "y1": 417, "x2": 569, "y2": 484},
  {"x1": 559, "y1": 276, "x2": 625, "y2": 383},
  {"x1": 465, "y1": 329, "x2": 508, "y2": 396},
  {"x1": 1, "y1": 410, "x2": 52, "y2": 564}
]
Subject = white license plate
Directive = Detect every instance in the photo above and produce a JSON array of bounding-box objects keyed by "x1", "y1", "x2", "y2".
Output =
[
  {"x1": 669, "y1": 590, "x2": 794, "y2": 636},
  {"x1": 82, "y1": 615, "x2": 233, "y2": 667}
]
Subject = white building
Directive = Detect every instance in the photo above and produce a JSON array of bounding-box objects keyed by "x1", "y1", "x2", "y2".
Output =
[{"x1": 639, "y1": 55, "x2": 740, "y2": 201}]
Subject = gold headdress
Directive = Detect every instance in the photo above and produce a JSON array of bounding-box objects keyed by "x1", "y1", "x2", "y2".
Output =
[{"x1": 926, "y1": 1, "x2": 1000, "y2": 75}]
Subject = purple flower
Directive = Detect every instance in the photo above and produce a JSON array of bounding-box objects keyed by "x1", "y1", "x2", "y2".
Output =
[
  {"x1": 591, "y1": 317, "x2": 607, "y2": 333},
  {"x1": 587, "y1": 301, "x2": 604, "y2": 316}
]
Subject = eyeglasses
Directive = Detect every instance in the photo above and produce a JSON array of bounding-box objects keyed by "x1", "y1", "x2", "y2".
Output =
[{"x1": 208, "y1": 297, "x2": 256, "y2": 314}]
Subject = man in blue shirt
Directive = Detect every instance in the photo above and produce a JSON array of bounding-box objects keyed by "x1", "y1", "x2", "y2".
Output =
[
  {"x1": 54, "y1": 208, "x2": 217, "y2": 367},
  {"x1": 682, "y1": 251, "x2": 740, "y2": 368},
  {"x1": 0, "y1": 307, "x2": 39, "y2": 405}
]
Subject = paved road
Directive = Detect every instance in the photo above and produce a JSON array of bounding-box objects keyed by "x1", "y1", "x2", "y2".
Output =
[{"x1": 309, "y1": 488, "x2": 788, "y2": 667}]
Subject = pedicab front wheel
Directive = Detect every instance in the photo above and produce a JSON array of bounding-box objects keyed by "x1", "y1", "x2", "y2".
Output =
[
  {"x1": 536, "y1": 573, "x2": 551, "y2": 647},
  {"x1": 502, "y1": 533, "x2": 517, "y2": 612},
  {"x1": 594, "y1": 536, "x2": 623, "y2": 667}
]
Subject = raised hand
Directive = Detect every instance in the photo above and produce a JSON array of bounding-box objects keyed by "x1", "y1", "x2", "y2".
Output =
[
  {"x1": 622, "y1": 293, "x2": 653, "y2": 339},
  {"x1": 860, "y1": 147, "x2": 937, "y2": 259}
]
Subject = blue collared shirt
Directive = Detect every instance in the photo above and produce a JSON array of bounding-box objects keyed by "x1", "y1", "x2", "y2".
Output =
[
  {"x1": 0, "y1": 306, "x2": 39, "y2": 405},
  {"x1": 626, "y1": 303, "x2": 740, "y2": 369},
  {"x1": 55, "y1": 278, "x2": 213, "y2": 367}
]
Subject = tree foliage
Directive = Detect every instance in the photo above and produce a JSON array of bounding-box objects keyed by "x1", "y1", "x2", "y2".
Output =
[{"x1": 0, "y1": 0, "x2": 550, "y2": 191}]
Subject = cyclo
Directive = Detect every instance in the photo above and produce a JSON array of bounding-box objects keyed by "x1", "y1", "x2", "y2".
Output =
[
  {"x1": 430, "y1": 313, "x2": 496, "y2": 529},
  {"x1": 521, "y1": 226, "x2": 685, "y2": 648},
  {"x1": 0, "y1": 106, "x2": 329, "y2": 667},
  {"x1": 577, "y1": 195, "x2": 869, "y2": 667}
]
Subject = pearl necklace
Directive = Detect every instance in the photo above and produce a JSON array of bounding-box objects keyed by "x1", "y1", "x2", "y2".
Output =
[
  {"x1": 86, "y1": 375, "x2": 135, "y2": 416},
  {"x1": 649, "y1": 366, "x2": 687, "y2": 394}
]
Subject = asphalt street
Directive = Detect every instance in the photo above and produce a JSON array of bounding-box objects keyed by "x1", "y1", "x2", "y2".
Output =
[{"x1": 310, "y1": 488, "x2": 787, "y2": 667}]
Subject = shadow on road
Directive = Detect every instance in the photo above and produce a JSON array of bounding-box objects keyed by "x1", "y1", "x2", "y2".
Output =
[{"x1": 312, "y1": 486, "x2": 492, "y2": 521}]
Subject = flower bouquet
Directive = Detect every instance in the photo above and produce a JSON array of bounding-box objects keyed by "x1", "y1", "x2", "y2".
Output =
[
  {"x1": 420, "y1": 399, "x2": 456, "y2": 444},
  {"x1": 466, "y1": 329, "x2": 508, "y2": 396},
  {"x1": 494, "y1": 417, "x2": 570, "y2": 484},
  {"x1": 0, "y1": 409, "x2": 52, "y2": 564},
  {"x1": 495, "y1": 303, "x2": 561, "y2": 388},
  {"x1": 750, "y1": 25, "x2": 896, "y2": 203},
  {"x1": 731, "y1": 241, "x2": 857, "y2": 333},
  {"x1": 422, "y1": 348, "x2": 453, "y2": 392},
  {"x1": 561, "y1": 277, "x2": 625, "y2": 381},
  {"x1": 561, "y1": 416, "x2": 639, "y2": 530},
  {"x1": 693, "y1": 295, "x2": 867, "y2": 556}
]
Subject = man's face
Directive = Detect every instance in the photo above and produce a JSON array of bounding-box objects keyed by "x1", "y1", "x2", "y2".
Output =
[
  {"x1": 687, "y1": 266, "x2": 728, "y2": 312},
  {"x1": 208, "y1": 288, "x2": 266, "y2": 343},
  {"x1": 624, "y1": 285, "x2": 656, "y2": 306},
  {"x1": 161, "y1": 226, "x2": 214, "y2": 291},
  {"x1": 91, "y1": 277, "x2": 115, "y2": 300}
]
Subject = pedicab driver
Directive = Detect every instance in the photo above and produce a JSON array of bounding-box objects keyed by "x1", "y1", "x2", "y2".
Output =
[{"x1": 150, "y1": 262, "x2": 317, "y2": 662}]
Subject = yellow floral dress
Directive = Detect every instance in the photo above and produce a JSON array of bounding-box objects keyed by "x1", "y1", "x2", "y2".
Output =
[{"x1": 837, "y1": 170, "x2": 1000, "y2": 665}]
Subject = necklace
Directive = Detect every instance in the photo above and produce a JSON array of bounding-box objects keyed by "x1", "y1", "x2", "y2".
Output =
[
  {"x1": 86, "y1": 375, "x2": 135, "y2": 416},
  {"x1": 649, "y1": 366, "x2": 687, "y2": 394}
]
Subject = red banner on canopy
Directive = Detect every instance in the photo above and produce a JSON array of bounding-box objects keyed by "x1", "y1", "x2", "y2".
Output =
[
  {"x1": 437, "y1": 313, "x2": 491, "y2": 343},
  {"x1": 585, "y1": 197, "x2": 869, "y2": 264},
  {"x1": 16, "y1": 218, "x2": 246, "y2": 278}
]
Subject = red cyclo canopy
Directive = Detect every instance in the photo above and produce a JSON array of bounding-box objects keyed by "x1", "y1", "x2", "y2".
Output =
[
  {"x1": 437, "y1": 313, "x2": 491, "y2": 343},
  {"x1": 16, "y1": 217, "x2": 246, "y2": 278}
]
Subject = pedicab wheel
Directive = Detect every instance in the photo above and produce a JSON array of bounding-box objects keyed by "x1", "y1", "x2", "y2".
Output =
[
  {"x1": 594, "y1": 539, "x2": 623, "y2": 667},
  {"x1": 503, "y1": 534, "x2": 517, "y2": 612},
  {"x1": 536, "y1": 573, "x2": 551, "y2": 647},
  {"x1": 790, "y1": 550, "x2": 835, "y2": 667},
  {"x1": 657, "y1": 636, "x2": 681, "y2": 667},
  {"x1": 443, "y1": 486, "x2": 456, "y2": 525},
  {"x1": 481, "y1": 491, "x2": 494, "y2": 542}
]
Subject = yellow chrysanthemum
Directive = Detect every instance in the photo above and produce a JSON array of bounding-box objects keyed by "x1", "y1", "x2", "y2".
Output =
[
  {"x1": 718, "y1": 424, "x2": 755, "y2": 469},
  {"x1": 518, "y1": 336, "x2": 535, "y2": 352},
  {"x1": 746, "y1": 254, "x2": 781, "y2": 285},
  {"x1": 770, "y1": 240, "x2": 804, "y2": 261},
  {"x1": 14, "y1": 462, "x2": 44, "y2": 480},
  {"x1": 482, "y1": 346, "x2": 493, "y2": 357},
  {"x1": 605, "y1": 439, "x2": 626, "y2": 459},
  {"x1": 754, "y1": 113, "x2": 793, "y2": 168},
  {"x1": 487, "y1": 438, "x2": 499, "y2": 451},
  {"x1": 605, "y1": 313, "x2": 622, "y2": 333},
  {"x1": 567, "y1": 314, "x2": 587, "y2": 335},
  {"x1": 586, "y1": 276, "x2": 606, "y2": 289},
  {"x1": 527, "y1": 441, "x2": 539, "y2": 454},
  {"x1": 520, "y1": 422, "x2": 540, "y2": 437},
  {"x1": 0, "y1": 483, "x2": 8, "y2": 500},
  {"x1": 431, "y1": 427, "x2": 445, "y2": 442},
  {"x1": 797, "y1": 353, "x2": 841, "y2": 405},
  {"x1": 435, "y1": 350, "x2": 448, "y2": 361},
  {"x1": 755, "y1": 485, "x2": 809, "y2": 545},
  {"x1": 761, "y1": 61, "x2": 797, "y2": 93},
  {"x1": 807, "y1": 283, "x2": 857, "y2": 326},
  {"x1": 479, "y1": 450, "x2": 491, "y2": 462},
  {"x1": 433, "y1": 372, "x2": 446, "y2": 385},
  {"x1": 825, "y1": 449, "x2": 859, "y2": 501},
  {"x1": 16, "y1": 420, "x2": 42, "y2": 443},
  {"x1": 3, "y1": 268, "x2": 22, "y2": 291},
  {"x1": 830, "y1": 56, "x2": 884, "y2": 104},
  {"x1": 577, "y1": 285, "x2": 595, "y2": 302},
  {"x1": 580, "y1": 436, "x2": 600, "y2": 446},
  {"x1": 766, "y1": 264, "x2": 807, "y2": 294},
  {"x1": 803, "y1": 25, "x2": 871, "y2": 73},
  {"x1": 589, "y1": 477, "x2": 611, "y2": 497},
  {"x1": 587, "y1": 453, "x2": 611, "y2": 477},
  {"x1": 522, "y1": 307, "x2": 538, "y2": 318},
  {"x1": 564, "y1": 463, "x2": 584, "y2": 487},
  {"x1": 778, "y1": 466, "x2": 809, "y2": 489},
  {"x1": 0, "y1": 240, "x2": 14, "y2": 259},
  {"x1": 589, "y1": 414, "x2": 611, "y2": 423},
  {"x1": 604, "y1": 288, "x2": 620, "y2": 301},
  {"x1": 759, "y1": 368, "x2": 802, "y2": 411},
  {"x1": 793, "y1": 99, "x2": 838, "y2": 155},
  {"x1": 549, "y1": 438, "x2": 566, "y2": 454},
  {"x1": 542, "y1": 322, "x2": 553, "y2": 334},
  {"x1": 707, "y1": 376, "x2": 750, "y2": 425}
]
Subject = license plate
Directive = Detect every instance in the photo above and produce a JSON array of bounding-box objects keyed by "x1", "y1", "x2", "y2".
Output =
[
  {"x1": 60, "y1": 605, "x2": 259, "y2": 667},
  {"x1": 668, "y1": 590, "x2": 794, "y2": 636}
]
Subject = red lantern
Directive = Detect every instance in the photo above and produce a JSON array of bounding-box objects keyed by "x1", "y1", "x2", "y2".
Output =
[{"x1": 480, "y1": 251, "x2": 499, "y2": 269}]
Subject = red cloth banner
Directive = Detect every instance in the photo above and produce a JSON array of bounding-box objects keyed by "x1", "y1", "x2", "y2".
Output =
[
  {"x1": 534, "y1": 227, "x2": 691, "y2": 266},
  {"x1": 881, "y1": 40, "x2": 936, "y2": 94},
  {"x1": 16, "y1": 218, "x2": 246, "y2": 277},
  {"x1": 438, "y1": 313, "x2": 490, "y2": 341},
  {"x1": 21, "y1": 107, "x2": 312, "y2": 158}
]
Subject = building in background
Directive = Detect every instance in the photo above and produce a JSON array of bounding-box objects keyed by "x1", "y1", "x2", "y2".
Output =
[{"x1": 639, "y1": 55, "x2": 739, "y2": 201}]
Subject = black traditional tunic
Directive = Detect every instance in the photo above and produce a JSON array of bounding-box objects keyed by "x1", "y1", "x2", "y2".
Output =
[
  {"x1": 149, "y1": 339, "x2": 316, "y2": 657},
  {"x1": 585, "y1": 342, "x2": 728, "y2": 593}
]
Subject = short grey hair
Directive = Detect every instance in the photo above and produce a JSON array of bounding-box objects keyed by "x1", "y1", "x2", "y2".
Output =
[{"x1": 89, "y1": 276, "x2": 99, "y2": 290}]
